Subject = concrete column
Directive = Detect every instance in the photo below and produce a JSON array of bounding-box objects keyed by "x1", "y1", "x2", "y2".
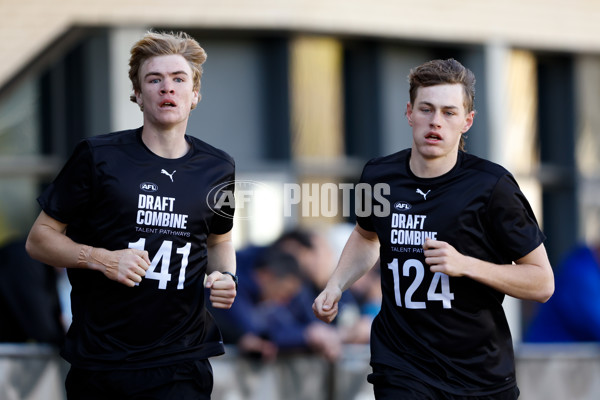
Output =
[
  {"x1": 484, "y1": 42, "x2": 510, "y2": 167},
  {"x1": 575, "y1": 55, "x2": 600, "y2": 244},
  {"x1": 484, "y1": 42, "x2": 541, "y2": 344},
  {"x1": 109, "y1": 27, "x2": 146, "y2": 132},
  {"x1": 289, "y1": 35, "x2": 344, "y2": 162},
  {"x1": 289, "y1": 35, "x2": 344, "y2": 225}
]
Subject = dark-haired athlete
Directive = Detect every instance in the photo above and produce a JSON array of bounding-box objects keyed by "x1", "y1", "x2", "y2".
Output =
[
  {"x1": 314, "y1": 59, "x2": 554, "y2": 400},
  {"x1": 26, "y1": 31, "x2": 237, "y2": 399}
]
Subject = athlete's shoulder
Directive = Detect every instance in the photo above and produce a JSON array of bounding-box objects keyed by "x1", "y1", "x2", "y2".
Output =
[
  {"x1": 66, "y1": 129, "x2": 138, "y2": 161},
  {"x1": 368, "y1": 150, "x2": 408, "y2": 165},
  {"x1": 364, "y1": 149, "x2": 410, "y2": 168},
  {"x1": 84, "y1": 128, "x2": 139, "y2": 147},
  {"x1": 187, "y1": 135, "x2": 235, "y2": 168},
  {"x1": 359, "y1": 149, "x2": 409, "y2": 181},
  {"x1": 459, "y1": 151, "x2": 511, "y2": 180}
]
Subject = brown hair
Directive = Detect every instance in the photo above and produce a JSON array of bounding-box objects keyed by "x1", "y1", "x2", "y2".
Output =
[
  {"x1": 408, "y1": 59, "x2": 476, "y2": 150},
  {"x1": 128, "y1": 31, "x2": 207, "y2": 107}
]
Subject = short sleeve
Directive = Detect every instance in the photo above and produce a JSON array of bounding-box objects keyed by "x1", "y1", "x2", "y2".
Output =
[
  {"x1": 208, "y1": 169, "x2": 235, "y2": 235},
  {"x1": 356, "y1": 164, "x2": 376, "y2": 232},
  {"x1": 486, "y1": 174, "x2": 546, "y2": 261},
  {"x1": 37, "y1": 140, "x2": 96, "y2": 224}
]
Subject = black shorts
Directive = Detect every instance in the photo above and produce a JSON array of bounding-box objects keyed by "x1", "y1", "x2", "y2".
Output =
[
  {"x1": 368, "y1": 371, "x2": 520, "y2": 400},
  {"x1": 65, "y1": 359, "x2": 213, "y2": 400}
]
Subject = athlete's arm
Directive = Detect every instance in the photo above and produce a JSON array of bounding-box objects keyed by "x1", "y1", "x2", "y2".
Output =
[
  {"x1": 25, "y1": 211, "x2": 150, "y2": 287},
  {"x1": 423, "y1": 238, "x2": 554, "y2": 302},
  {"x1": 205, "y1": 230, "x2": 237, "y2": 309},
  {"x1": 313, "y1": 224, "x2": 380, "y2": 323}
]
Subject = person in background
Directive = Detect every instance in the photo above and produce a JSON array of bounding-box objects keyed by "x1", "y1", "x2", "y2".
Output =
[
  {"x1": 250, "y1": 248, "x2": 338, "y2": 360},
  {"x1": 25, "y1": 31, "x2": 237, "y2": 400},
  {"x1": 526, "y1": 242, "x2": 600, "y2": 342},
  {"x1": 276, "y1": 229, "x2": 371, "y2": 348},
  {"x1": 212, "y1": 235, "x2": 343, "y2": 362},
  {"x1": 0, "y1": 237, "x2": 64, "y2": 346},
  {"x1": 313, "y1": 58, "x2": 554, "y2": 400},
  {"x1": 345, "y1": 260, "x2": 382, "y2": 343},
  {"x1": 212, "y1": 228, "x2": 373, "y2": 362}
]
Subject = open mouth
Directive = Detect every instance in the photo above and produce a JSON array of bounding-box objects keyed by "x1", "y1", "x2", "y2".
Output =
[
  {"x1": 160, "y1": 101, "x2": 177, "y2": 108},
  {"x1": 426, "y1": 133, "x2": 441, "y2": 140}
]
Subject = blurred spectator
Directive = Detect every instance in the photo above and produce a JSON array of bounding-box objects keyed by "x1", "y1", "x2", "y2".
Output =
[
  {"x1": 526, "y1": 243, "x2": 600, "y2": 342},
  {"x1": 0, "y1": 237, "x2": 65, "y2": 346},
  {"x1": 220, "y1": 248, "x2": 301, "y2": 362},
  {"x1": 211, "y1": 242, "x2": 343, "y2": 361},
  {"x1": 211, "y1": 227, "x2": 381, "y2": 361},
  {"x1": 345, "y1": 260, "x2": 382, "y2": 343},
  {"x1": 276, "y1": 229, "x2": 375, "y2": 344},
  {"x1": 211, "y1": 244, "x2": 264, "y2": 346},
  {"x1": 252, "y1": 248, "x2": 342, "y2": 360},
  {"x1": 350, "y1": 260, "x2": 382, "y2": 319},
  {"x1": 274, "y1": 229, "x2": 333, "y2": 290}
]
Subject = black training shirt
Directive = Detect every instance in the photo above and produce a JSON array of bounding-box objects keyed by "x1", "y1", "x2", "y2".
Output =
[
  {"x1": 38, "y1": 127, "x2": 235, "y2": 370},
  {"x1": 358, "y1": 149, "x2": 544, "y2": 395}
]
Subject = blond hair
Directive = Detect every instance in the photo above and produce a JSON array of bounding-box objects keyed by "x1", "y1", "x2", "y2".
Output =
[{"x1": 128, "y1": 31, "x2": 207, "y2": 106}]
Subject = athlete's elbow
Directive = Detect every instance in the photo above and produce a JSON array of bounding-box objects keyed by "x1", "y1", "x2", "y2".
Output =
[
  {"x1": 540, "y1": 285, "x2": 555, "y2": 303},
  {"x1": 25, "y1": 225, "x2": 51, "y2": 263},
  {"x1": 25, "y1": 231, "x2": 41, "y2": 261},
  {"x1": 534, "y1": 280, "x2": 555, "y2": 303}
]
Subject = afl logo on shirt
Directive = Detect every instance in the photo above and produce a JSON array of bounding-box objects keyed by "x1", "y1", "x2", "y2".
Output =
[
  {"x1": 140, "y1": 182, "x2": 158, "y2": 193},
  {"x1": 394, "y1": 201, "x2": 412, "y2": 211}
]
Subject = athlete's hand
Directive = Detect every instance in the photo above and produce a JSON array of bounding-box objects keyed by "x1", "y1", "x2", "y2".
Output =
[
  {"x1": 205, "y1": 271, "x2": 237, "y2": 309},
  {"x1": 423, "y1": 238, "x2": 472, "y2": 277},
  {"x1": 82, "y1": 247, "x2": 150, "y2": 287},
  {"x1": 312, "y1": 285, "x2": 342, "y2": 323}
]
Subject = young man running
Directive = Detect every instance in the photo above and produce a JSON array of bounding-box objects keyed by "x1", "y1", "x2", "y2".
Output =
[{"x1": 313, "y1": 58, "x2": 554, "y2": 400}]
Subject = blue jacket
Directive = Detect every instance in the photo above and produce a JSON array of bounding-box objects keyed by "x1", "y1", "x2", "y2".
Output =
[{"x1": 526, "y1": 245, "x2": 600, "y2": 342}]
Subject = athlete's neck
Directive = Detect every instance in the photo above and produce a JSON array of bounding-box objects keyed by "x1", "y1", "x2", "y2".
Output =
[
  {"x1": 141, "y1": 126, "x2": 190, "y2": 159},
  {"x1": 409, "y1": 149, "x2": 458, "y2": 178}
]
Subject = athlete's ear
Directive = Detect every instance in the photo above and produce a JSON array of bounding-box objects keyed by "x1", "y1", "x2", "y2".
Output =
[
  {"x1": 406, "y1": 102, "x2": 414, "y2": 126},
  {"x1": 191, "y1": 90, "x2": 200, "y2": 110},
  {"x1": 462, "y1": 110, "x2": 475, "y2": 133},
  {"x1": 135, "y1": 91, "x2": 144, "y2": 111}
]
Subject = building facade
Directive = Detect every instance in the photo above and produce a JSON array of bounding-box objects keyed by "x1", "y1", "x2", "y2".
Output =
[{"x1": 1, "y1": 0, "x2": 600, "y2": 338}]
